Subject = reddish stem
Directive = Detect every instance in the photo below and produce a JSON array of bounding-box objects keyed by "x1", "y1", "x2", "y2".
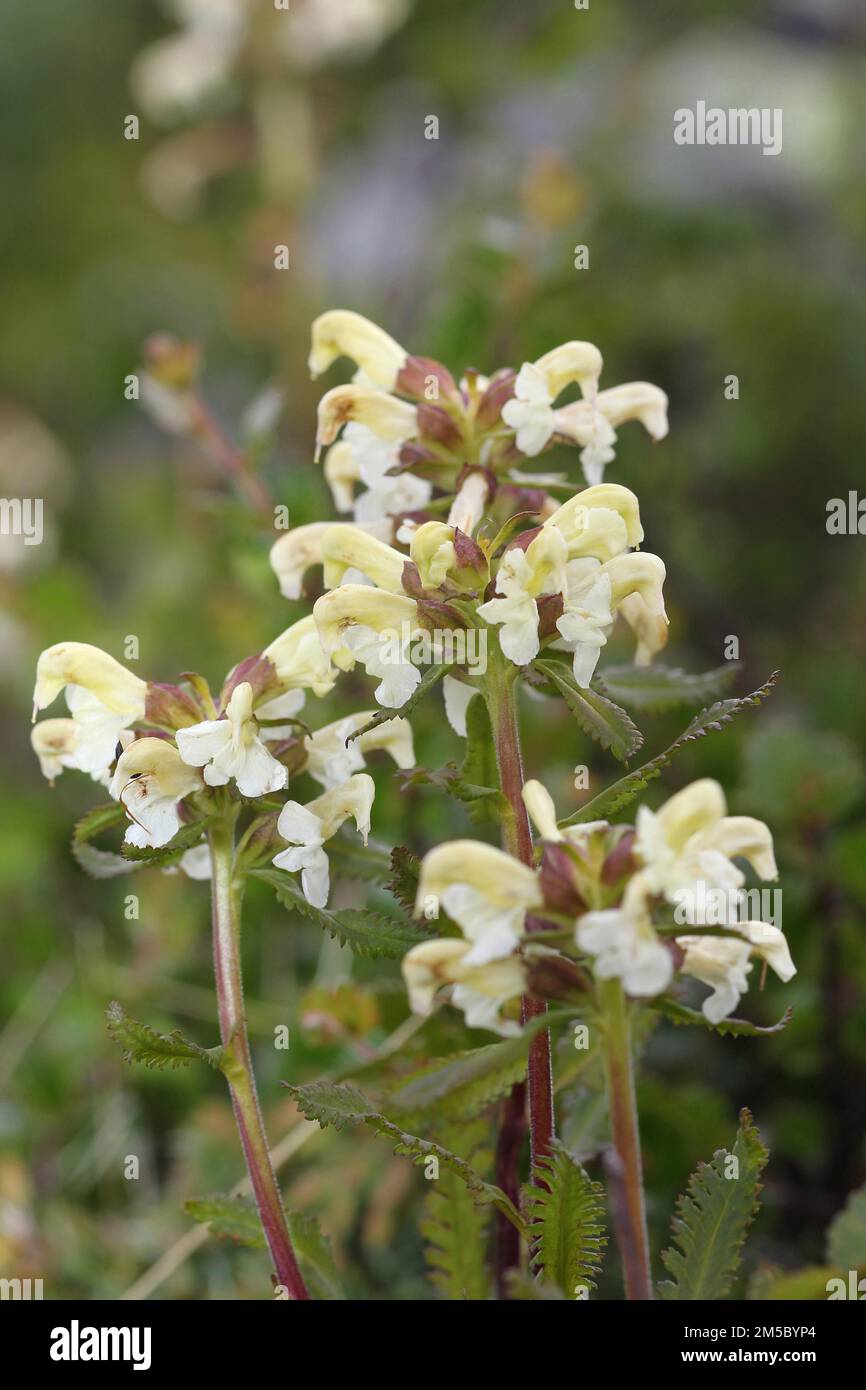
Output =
[
  {"x1": 494, "y1": 1081, "x2": 527, "y2": 1296},
  {"x1": 209, "y1": 820, "x2": 309, "y2": 1300},
  {"x1": 486, "y1": 662, "x2": 555, "y2": 1200}
]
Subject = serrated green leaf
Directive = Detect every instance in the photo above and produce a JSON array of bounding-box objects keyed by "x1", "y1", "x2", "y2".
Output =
[
  {"x1": 185, "y1": 1195, "x2": 266, "y2": 1249},
  {"x1": 387, "y1": 1011, "x2": 554, "y2": 1125},
  {"x1": 420, "y1": 1121, "x2": 491, "y2": 1301},
  {"x1": 457, "y1": 695, "x2": 507, "y2": 826},
  {"x1": 346, "y1": 662, "x2": 452, "y2": 743},
  {"x1": 284, "y1": 1080, "x2": 525, "y2": 1232},
  {"x1": 593, "y1": 662, "x2": 740, "y2": 712},
  {"x1": 326, "y1": 835, "x2": 393, "y2": 885},
  {"x1": 248, "y1": 867, "x2": 427, "y2": 958},
  {"x1": 659, "y1": 1107, "x2": 769, "y2": 1300},
  {"x1": 561, "y1": 672, "x2": 780, "y2": 826},
  {"x1": 286, "y1": 1211, "x2": 345, "y2": 1300},
  {"x1": 827, "y1": 1184, "x2": 866, "y2": 1270},
  {"x1": 650, "y1": 996, "x2": 793, "y2": 1038},
  {"x1": 387, "y1": 845, "x2": 420, "y2": 913},
  {"x1": 535, "y1": 659, "x2": 643, "y2": 762},
  {"x1": 527, "y1": 1141, "x2": 607, "y2": 1294},
  {"x1": 106, "y1": 1001, "x2": 224, "y2": 1071}
]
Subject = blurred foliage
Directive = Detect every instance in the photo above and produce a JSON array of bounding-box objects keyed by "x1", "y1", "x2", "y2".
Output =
[{"x1": 0, "y1": 0, "x2": 864, "y2": 1299}]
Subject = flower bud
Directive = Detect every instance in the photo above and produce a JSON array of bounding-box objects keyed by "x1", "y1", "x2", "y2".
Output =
[
  {"x1": 396, "y1": 355, "x2": 460, "y2": 405},
  {"x1": 538, "y1": 842, "x2": 589, "y2": 917}
]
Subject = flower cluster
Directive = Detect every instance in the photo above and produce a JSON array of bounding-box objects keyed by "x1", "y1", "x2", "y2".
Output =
[
  {"x1": 31, "y1": 633, "x2": 413, "y2": 905},
  {"x1": 36, "y1": 311, "x2": 790, "y2": 1038},
  {"x1": 264, "y1": 312, "x2": 671, "y2": 731},
  {"x1": 402, "y1": 778, "x2": 795, "y2": 1033}
]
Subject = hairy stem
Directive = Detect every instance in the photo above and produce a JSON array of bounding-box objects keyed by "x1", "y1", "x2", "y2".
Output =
[
  {"x1": 494, "y1": 1080, "x2": 527, "y2": 1296},
  {"x1": 485, "y1": 656, "x2": 555, "y2": 1198},
  {"x1": 598, "y1": 976, "x2": 652, "y2": 1300},
  {"x1": 209, "y1": 818, "x2": 309, "y2": 1299}
]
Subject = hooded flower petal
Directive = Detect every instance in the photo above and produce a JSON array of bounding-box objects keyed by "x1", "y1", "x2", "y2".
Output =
[
  {"x1": 531, "y1": 341, "x2": 604, "y2": 399},
  {"x1": 544, "y1": 483, "x2": 644, "y2": 554},
  {"x1": 33, "y1": 642, "x2": 147, "y2": 721},
  {"x1": 309, "y1": 310, "x2": 408, "y2": 390},
  {"x1": 109, "y1": 737, "x2": 201, "y2": 848},
  {"x1": 262, "y1": 615, "x2": 336, "y2": 697},
  {"x1": 31, "y1": 719, "x2": 86, "y2": 784},
  {"x1": 522, "y1": 779, "x2": 561, "y2": 843},
  {"x1": 315, "y1": 385, "x2": 417, "y2": 459},
  {"x1": 676, "y1": 936, "x2": 753, "y2": 1024},
  {"x1": 677, "y1": 917, "x2": 795, "y2": 1023},
  {"x1": 415, "y1": 840, "x2": 542, "y2": 965},
  {"x1": 313, "y1": 586, "x2": 424, "y2": 706},
  {"x1": 176, "y1": 681, "x2": 287, "y2": 797},
  {"x1": 320, "y1": 524, "x2": 407, "y2": 594},
  {"x1": 635, "y1": 779, "x2": 778, "y2": 910},
  {"x1": 554, "y1": 383, "x2": 669, "y2": 484},
  {"x1": 402, "y1": 938, "x2": 525, "y2": 1036},
  {"x1": 323, "y1": 440, "x2": 360, "y2": 512},
  {"x1": 618, "y1": 592, "x2": 669, "y2": 666}
]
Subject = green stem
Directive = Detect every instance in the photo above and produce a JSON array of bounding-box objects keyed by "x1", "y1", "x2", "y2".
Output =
[
  {"x1": 598, "y1": 976, "x2": 652, "y2": 1300},
  {"x1": 208, "y1": 817, "x2": 309, "y2": 1300}
]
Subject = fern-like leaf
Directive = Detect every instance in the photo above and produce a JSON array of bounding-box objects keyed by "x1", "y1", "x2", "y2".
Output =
[
  {"x1": 420, "y1": 1120, "x2": 491, "y2": 1301},
  {"x1": 593, "y1": 662, "x2": 740, "y2": 712},
  {"x1": 527, "y1": 1141, "x2": 607, "y2": 1295},
  {"x1": 561, "y1": 672, "x2": 779, "y2": 826},
  {"x1": 387, "y1": 1012, "x2": 555, "y2": 1125},
  {"x1": 285, "y1": 1080, "x2": 524, "y2": 1232},
  {"x1": 658, "y1": 1107, "x2": 769, "y2": 1300},
  {"x1": 534, "y1": 659, "x2": 643, "y2": 762},
  {"x1": 185, "y1": 1195, "x2": 265, "y2": 1248},
  {"x1": 106, "y1": 1001, "x2": 224, "y2": 1070}
]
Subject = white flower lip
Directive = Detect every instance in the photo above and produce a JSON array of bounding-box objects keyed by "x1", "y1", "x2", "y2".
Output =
[
  {"x1": 175, "y1": 682, "x2": 288, "y2": 799},
  {"x1": 272, "y1": 773, "x2": 375, "y2": 907}
]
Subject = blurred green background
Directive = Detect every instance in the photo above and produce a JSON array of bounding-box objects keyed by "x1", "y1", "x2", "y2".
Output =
[{"x1": 1, "y1": 0, "x2": 865, "y2": 1299}]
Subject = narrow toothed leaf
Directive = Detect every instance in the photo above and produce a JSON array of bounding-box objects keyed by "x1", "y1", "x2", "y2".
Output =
[
  {"x1": 659, "y1": 1108, "x2": 769, "y2": 1300},
  {"x1": 561, "y1": 672, "x2": 780, "y2": 826},
  {"x1": 534, "y1": 659, "x2": 643, "y2": 762}
]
